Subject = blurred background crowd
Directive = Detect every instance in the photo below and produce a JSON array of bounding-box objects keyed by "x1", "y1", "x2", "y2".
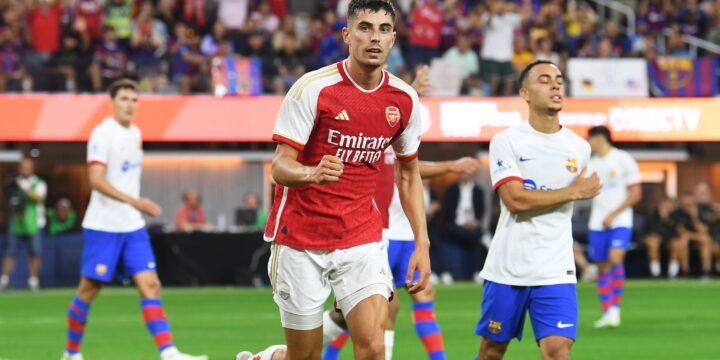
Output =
[{"x1": 1, "y1": 0, "x2": 718, "y2": 95}]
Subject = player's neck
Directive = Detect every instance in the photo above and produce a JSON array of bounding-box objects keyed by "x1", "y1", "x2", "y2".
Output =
[
  {"x1": 113, "y1": 117, "x2": 131, "y2": 128},
  {"x1": 527, "y1": 113, "x2": 561, "y2": 134},
  {"x1": 344, "y1": 58, "x2": 384, "y2": 90},
  {"x1": 597, "y1": 145, "x2": 613, "y2": 157}
]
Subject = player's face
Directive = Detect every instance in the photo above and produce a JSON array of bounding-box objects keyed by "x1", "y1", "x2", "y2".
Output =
[
  {"x1": 18, "y1": 159, "x2": 33, "y2": 177},
  {"x1": 343, "y1": 10, "x2": 396, "y2": 68},
  {"x1": 520, "y1": 63, "x2": 564, "y2": 114},
  {"x1": 587, "y1": 135, "x2": 603, "y2": 154},
  {"x1": 112, "y1": 88, "x2": 138, "y2": 126}
]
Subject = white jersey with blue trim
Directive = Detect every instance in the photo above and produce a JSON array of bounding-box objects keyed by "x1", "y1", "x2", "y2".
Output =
[
  {"x1": 82, "y1": 117, "x2": 145, "y2": 233},
  {"x1": 588, "y1": 147, "x2": 641, "y2": 231},
  {"x1": 481, "y1": 122, "x2": 591, "y2": 286}
]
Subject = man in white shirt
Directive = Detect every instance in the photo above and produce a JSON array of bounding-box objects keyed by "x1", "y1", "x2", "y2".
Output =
[
  {"x1": 477, "y1": 60, "x2": 601, "y2": 360},
  {"x1": 586, "y1": 126, "x2": 641, "y2": 329},
  {"x1": 61, "y1": 79, "x2": 206, "y2": 360}
]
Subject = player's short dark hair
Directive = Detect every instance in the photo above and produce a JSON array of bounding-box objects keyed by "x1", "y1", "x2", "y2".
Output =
[
  {"x1": 517, "y1": 60, "x2": 557, "y2": 88},
  {"x1": 588, "y1": 125, "x2": 613, "y2": 144},
  {"x1": 109, "y1": 78, "x2": 138, "y2": 99},
  {"x1": 348, "y1": 0, "x2": 396, "y2": 23}
]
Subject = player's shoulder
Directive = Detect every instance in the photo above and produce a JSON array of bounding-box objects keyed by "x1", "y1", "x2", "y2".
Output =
[
  {"x1": 90, "y1": 118, "x2": 114, "y2": 137},
  {"x1": 561, "y1": 127, "x2": 591, "y2": 151},
  {"x1": 286, "y1": 63, "x2": 343, "y2": 101},
  {"x1": 491, "y1": 122, "x2": 528, "y2": 144},
  {"x1": 387, "y1": 72, "x2": 419, "y2": 102}
]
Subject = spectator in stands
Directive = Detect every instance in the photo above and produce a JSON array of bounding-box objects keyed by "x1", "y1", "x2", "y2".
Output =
[
  {"x1": 693, "y1": 181, "x2": 720, "y2": 273},
  {"x1": 439, "y1": 0, "x2": 464, "y2": 54},
  {"x1": 512, "y1": 35, "x2": 534, "y2": 74},
  {"x1": 47, "y1": 31, "x2": 89, "y2": 92},
  {"x1": 251, "y1": 0, "x2": 280, "y2": 34},
  {"x1": 676, "y1": 0, "x2": 709, "y2": 37},
  {"x1": 218, "y1": 0, "x2": 249, "y2": 35},
  {"x1": 603, "y1": 20, "x2": 630, "y2": 57},
  {"x1": 0, "y1": 27, "x2": 28, "y2": 92},
  {"x1": 443, "y1": 31, "x2": 481, "y2": 95},
  {"x1": 75, "y1": 0, "x2": 104, "y2": 42},
  {"x1": 170, "y1": 24, "x2": 207, "y2": 94},
  {"x1": 202, "y1": 21, "x2": 231, "y2": 57},
  {"x1": 707, "y1": 13, "x2": 720, "y2": 47},
  {"x1": 180, "y1": 0, "x2": 211, "y2": 34},
  {"x1": 175, "y1": 189, "x2": 209, "y2": 232},
  {"x1": 666, "y1": 25, "x2": 690, "y2": 56},
  {"x1": 645, "y1": 196, "x2": 680, "y2": 278},
  {"x1": 480, "y1": 0, "x2": 531, "y2": 96},
  {"x1": 271, "y1": 14, "x2": 297, "y2": 52},
  {"x1": 597, "y1": 38, "x2": 616, "y2": 58},
  {"x1": 671, "y1": 193, "x2": 714, "y2": 279},
  {"x1": 131, "y1": 1, "x2": 169, "y2": 93},
  {"x1": 637, "y1": 0, "x2": 672, "y2": 35},
  {"x1": 442, "y1": 170, "x2": 485, "y2": 280},
  {"x1": 156, "y1": 0, "x2": 178, "y2": 35},
  {"x1": 0, "y1": 158, "x2": 47, "y2": 292},
  {"x1": 105, "y1": 0, "x2": 133, "y2": 49},
  {"x1": 89, "y1": 26, "x2": 128, "y2": 92},
  {"x1": 407, "y1": 0, "x2": 443, "y2": 70},
  {"x1": 272, "y1": 32, "x2": 308, "y2": 94},
  {"x1": 47, "y1": 198, "x2": 77, "y2": 235},
  {"x1": 534, "y1": 36, "x2": 561, "y2": 66},
  {"x1": 240, "y1": 191, "x2": 267, "y2": 228}
]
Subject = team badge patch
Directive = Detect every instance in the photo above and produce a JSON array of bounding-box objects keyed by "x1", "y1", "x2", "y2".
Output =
[
  {"x1": 488, "y1": 320, "x2": 502, "y2": 334},
  {"x1": 386, "y1": 106, "x2": 400, "y2": 128},
  {"x1": 566, "y1": 157, "x2": 578, "y2": 173},
  {"x1": 95, "y1": 264, "x2": 107, "y2": 276}
]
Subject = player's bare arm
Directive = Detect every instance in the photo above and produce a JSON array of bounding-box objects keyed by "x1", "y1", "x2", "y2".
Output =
[
  {"x1": 87, "y1": 163, "x2": 162, "y2": 217},
  {"x1": 602, "y1": 183, "x2": 642, "y2": 229},
  {"x1": 497, "y1": 167, "x2": 601, "y2": 214},
  {"x1": 418, "y1": 157, "x2": 481, "y2": 179},
  {"x1": 271, "y1": 143, "x2": 344, "y2": 186},
  {"x1": 397, "y1": 158, "x2": 431, "y2": 294}
]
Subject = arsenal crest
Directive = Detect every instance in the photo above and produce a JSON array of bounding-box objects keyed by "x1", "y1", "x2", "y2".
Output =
[{"x1": 386, "y1": 106, "x2": 400, "y2": 128}]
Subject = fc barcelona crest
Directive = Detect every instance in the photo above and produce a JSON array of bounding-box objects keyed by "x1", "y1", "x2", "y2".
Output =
[{"x1": 386, "y1": 106, "x2": 400, "y2": 128}]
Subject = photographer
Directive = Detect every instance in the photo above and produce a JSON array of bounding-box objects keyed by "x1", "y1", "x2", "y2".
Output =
[{"x1": 0, "y1": 158, "x2": 47, "y2": 292}]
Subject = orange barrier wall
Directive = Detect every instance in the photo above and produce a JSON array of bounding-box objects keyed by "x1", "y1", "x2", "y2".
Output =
[{"x1": 0, "y1": 94, "x2": 715, "y2": 142}]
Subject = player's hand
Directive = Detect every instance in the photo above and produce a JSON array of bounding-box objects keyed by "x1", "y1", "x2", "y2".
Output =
[
  {"x1": 406, "y1": 243, "x2": 431, "y2": 294},
  {"x1": 411, "y1": 65, "x2": 430, "y2": 96},
  {"x1": 572, "y1": 167, "x2": 601, "y2": 200},
  {"x1": 450, "y1": 157, "x2": 481, "y2": 175},
  {"x1": 311, "y1": 155, "x2": 343, "y2": 185},
  {"x1": 602, "y1": 213, "x2": 616, "y2": 229},
  {"x1": 132, "y1": 198, "x2": 162, "y2": 217}
]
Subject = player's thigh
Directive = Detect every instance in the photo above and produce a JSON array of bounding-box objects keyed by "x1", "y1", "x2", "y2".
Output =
[
  {"x1": 389, "y1": 240, "x2": 417, "y2": 289},
  {"x1": 269, "y1": 243, "x2": 331, "y2": 330},
  {"x1": 588, "y1": 230, "x2": 611, "y2": 262},
  {"x1": 345, "y1": 294, "x2": 388, "y2": 346},
  {"x1": 476, "y1": 280, "x2": 531, "y2": 343},
  {"x1": 539, "y1": 335, "x2": 573, "y2": 360},
  {"x1": 80, "y1": 229, "x2": 124, "y2": 282},
  {"x1": 122, "y1": 228, "x2": 158, "y2": 279},
  {"x1": 329, "y1": 241, "x2": 393, "y2": 316},
  {"x1": 528, "y1": 284, "x2": 578, "y2": 343}
]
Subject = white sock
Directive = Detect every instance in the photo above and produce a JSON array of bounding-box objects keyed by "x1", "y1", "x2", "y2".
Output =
[
  {"x1": 323, "y1": 310, "x2": 346, "y2": 345},
  {"x1": 650, "y1": 261, "x2": 661, "y2": 277},
  {"x1": 258, "y1": 345, "x2": 286, "y2": 360},
  {"x1": 0, "y1": 275, "x2": 9, "y2": 286},
  {"x1": 669, "y1": 261, "x2": 680, "y2": 278},
  {"x1": 385, "y1": 330, "x2": 395, "y2": 360}
]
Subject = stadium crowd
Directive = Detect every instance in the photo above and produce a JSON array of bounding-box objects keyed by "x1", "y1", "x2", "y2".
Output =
[{"x1": 0, "y1": 0, "x2": 716, "y2": 95}]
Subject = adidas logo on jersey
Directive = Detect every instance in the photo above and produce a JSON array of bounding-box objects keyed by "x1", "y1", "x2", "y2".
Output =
[{"x1": 334, "y1": 109, "x2": 350, "y2": 121}]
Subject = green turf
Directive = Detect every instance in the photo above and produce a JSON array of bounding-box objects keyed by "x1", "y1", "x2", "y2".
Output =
[{"x1": 0, "y1": 281, "x2": 718, "y2": 360}]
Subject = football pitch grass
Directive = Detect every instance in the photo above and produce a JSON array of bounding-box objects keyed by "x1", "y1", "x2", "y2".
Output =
[{"x1": 0, "y1": 281, "x2": 718, "y2": 360}]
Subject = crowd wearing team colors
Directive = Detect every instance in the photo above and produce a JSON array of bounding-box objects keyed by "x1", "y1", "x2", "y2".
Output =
[{"x1": 2, "y1": 0, "x2": 717, "y2": 94}]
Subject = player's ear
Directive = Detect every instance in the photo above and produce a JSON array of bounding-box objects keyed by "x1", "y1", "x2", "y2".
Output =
[
  {"x1": 519, "y1": 87, "x2": 530, "y2": 101},
  {"x1": 342, "y1": 26, "x2": 350, "y2": 45}
]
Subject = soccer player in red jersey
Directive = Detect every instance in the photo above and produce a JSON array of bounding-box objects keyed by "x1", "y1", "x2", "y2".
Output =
[{"x1": 237, "y1": 1, "x2": 431, "y2": 359}]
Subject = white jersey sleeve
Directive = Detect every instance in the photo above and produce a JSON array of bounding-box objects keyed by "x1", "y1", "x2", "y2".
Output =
[
  {"x1": 488, "y1": 132, "x2": 523, "y2": 190},
  {"x1": 391, "y1": 85, "x2": 421, "y2": 161},
  {"x1": 87, "y1": 127, "x2": 112, "y2": 165},
  {"x1": 622, "y1": 151, "x2": 641, "y2": 186},
  {"x1": 273, "y1": 86, "x2": 317, "y2": 150}
]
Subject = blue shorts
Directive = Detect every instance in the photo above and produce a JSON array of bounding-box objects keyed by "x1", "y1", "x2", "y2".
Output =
[
  {"x1": 388, "y1": 240, "x2": 419, "y2": 288},
  {"x1": 588, "y1": 227, "x2": 632, "y2": 262},
  {"x1": 476, "y1": 281, "x2": 578, "y2": 343},
  {"x1": 3, "y1": 232, "x2": 42, "y2": 256},
  {"x1": 81, "y1": 228, "x2": 156, "y2": 283}
]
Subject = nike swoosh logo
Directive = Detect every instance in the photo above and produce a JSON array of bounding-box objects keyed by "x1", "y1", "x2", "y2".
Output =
[
  {"x1": 557, "y1": 321, "x2": 575, "y2": 328},
  {"x1": 519, "y1": 157, "x2": 534, "y2": 162}
]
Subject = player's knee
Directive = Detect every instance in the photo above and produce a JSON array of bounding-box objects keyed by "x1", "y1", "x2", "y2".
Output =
[
  {"x1": 542, "y1": 343, "x2": 571, "y2": 360},
  {"x1": 353, "y1": 336, "x2": 384, "y2": 360},
  {"x1": 139, "y1": 278, "x2": 162, "y2": 298},
  {"x1": 479, "y1": 347, "x2": 505, "y2": 360},
  {"x1": 271, "y1": 347, "x2": 286, "y2": 360}
]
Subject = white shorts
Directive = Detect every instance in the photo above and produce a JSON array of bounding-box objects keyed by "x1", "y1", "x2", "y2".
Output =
[{"x1": 268, "y1": 241, "x2": 393, "y2": 330}]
